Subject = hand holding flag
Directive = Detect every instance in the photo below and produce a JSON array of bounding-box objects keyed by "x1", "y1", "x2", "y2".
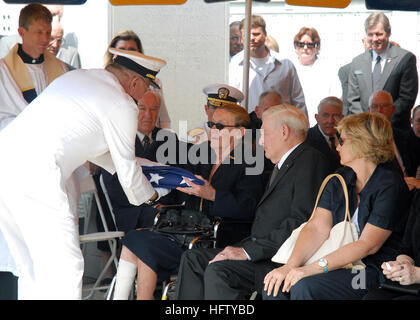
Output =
[
  {"x1": 137, "y1": 157, "x2": 204, "y2": 189},
  {"x1": 177, "y1": 175, "x2": 216, "y2": 201}
]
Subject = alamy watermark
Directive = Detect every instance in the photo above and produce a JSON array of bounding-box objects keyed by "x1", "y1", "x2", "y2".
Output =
[{"x1": 351, "y1": 267, "x2": 366, "y2": 290}]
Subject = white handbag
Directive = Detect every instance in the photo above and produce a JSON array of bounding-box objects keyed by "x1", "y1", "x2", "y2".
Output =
[{"x1": 271, "y1": 173, "x2": 366, "y2": 269}]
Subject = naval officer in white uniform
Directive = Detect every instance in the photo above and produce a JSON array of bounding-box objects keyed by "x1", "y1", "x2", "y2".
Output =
[{"x1": 0, "y1": 48, "x2": 166, "y2": 299}]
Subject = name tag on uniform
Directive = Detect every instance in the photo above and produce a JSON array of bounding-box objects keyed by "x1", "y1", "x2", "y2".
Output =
[{"x1": 354, "y1": 70, "x2": 363, "y2": 75}]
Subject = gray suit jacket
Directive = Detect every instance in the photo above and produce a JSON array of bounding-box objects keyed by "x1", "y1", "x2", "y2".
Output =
[
  {"x1": 347, "y1": 45, "x2": 418, "y2": 130},
  {"x1": 338, "y1": 62, "x2": 351, "y2": 116},
  {"x1": 57, "y1": 46, "x2": 81, "y2": 69}
]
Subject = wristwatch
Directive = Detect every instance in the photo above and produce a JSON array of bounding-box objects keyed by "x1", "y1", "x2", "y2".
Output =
[{"x1": 318, "y1": 258, "x2": 328, "y2": 273}]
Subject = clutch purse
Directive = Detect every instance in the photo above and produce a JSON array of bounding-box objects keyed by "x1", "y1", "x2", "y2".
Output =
[
  {"x1": 271, "y1": 173, "x2": 365, "y2": 269},
  {"x1": 380, "y1": 280, "x2": 420, "y2": 296}
]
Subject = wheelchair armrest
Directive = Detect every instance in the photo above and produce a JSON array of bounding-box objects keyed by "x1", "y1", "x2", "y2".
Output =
[{"x1": 188, "y1": 234, "x2": 216, "y2": 249}]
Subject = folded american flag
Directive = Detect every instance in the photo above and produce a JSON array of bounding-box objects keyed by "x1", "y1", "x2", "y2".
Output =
[{"x1": 141, "y1": 165, "x2": 204, "y2": 189}]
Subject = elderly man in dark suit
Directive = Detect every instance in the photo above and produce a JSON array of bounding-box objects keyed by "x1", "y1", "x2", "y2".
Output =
[
  {"x1": 347, "y1": 12, "x2": 418, "y2": 131},
  {"x1": 306, "y1": 96, "x2": 343, "y2": 173},
  {"x1": 175, "y1": 105, "x2": 330, "y2": 300}
]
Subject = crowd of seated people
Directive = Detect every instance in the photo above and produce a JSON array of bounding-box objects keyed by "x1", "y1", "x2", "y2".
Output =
[
  {"x1": 112, "y1": 102, "x2": 264, "y2": 300},
  {"x1": 71, "y1": 23, "x2": 420, "y2": 300}
]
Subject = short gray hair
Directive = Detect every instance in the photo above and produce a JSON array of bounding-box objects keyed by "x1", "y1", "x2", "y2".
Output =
[
  {"x1": 317, "y1": 96, "x2": 343, "y2": 113},
  {"x1": 365, "y1": 12, "x2": 391, "y2": 35},
  {"x1": 262, "y1": 104, "x2": 309, "y2": 138}
]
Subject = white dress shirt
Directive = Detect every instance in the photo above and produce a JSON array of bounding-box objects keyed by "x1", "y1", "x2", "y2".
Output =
[
  {"x1": 229, "y1": 49, "x2": 307, "y2": 116},
  {"x1": 371, "y1": 45, "x2": 390, "y2": 73}
]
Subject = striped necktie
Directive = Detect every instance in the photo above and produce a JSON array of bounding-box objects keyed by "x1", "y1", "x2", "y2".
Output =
[{"x1": 142, "y1": 135, "x2": 151, "y2": 150}]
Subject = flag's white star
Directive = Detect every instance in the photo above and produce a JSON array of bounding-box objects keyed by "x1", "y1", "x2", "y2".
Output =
[
  {"x1": 149, "y1": 173, "x2": 164, "y2": 185},
  {"x1": 180, "y1": 176, "x2": 190, "y2": 187}
]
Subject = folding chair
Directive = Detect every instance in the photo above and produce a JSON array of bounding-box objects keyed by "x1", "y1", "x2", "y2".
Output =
[
  {"x1": 105, "y1": 208, "x2": 218, "y2": 300},
  {"x1": 78, "y1": 173, "x2": 124, "y2": 299},
  {"x1": 98, "y1": 174, "x2": 134, "y2": 300}
]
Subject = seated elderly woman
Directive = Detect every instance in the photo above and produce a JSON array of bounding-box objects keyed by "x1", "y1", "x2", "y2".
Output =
[
  {"x1": 262, "y1": 112, "x2": 409, "y2": 300},
  {"x1": 112, "y1": 104, "x2": 264, "y2": 300}
]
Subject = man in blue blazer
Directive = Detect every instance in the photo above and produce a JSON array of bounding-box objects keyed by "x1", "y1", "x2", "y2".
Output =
[{"x1": 347, "y1": 12, "x2": 418, "y2": 131}]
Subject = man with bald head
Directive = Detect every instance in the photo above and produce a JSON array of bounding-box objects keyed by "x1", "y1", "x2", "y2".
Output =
[
  {"x1": 368, "y1": 90, "x2": 405, "y2": 177},
  {"x1": 46, "y1": 17, "x2": 81, "y2": 70},
  {"x1": 368, "y1": 90, "x2": 396, "y2": 121},
  {"x1": 369, "y1": 91, "x2": 420, "y2": 187},
  {"x1": 249, "y1": 90, "x2": 284, "y2": 185},
  {"x1": 250, "y1": 90, "x2": 283, "y2": 130}
]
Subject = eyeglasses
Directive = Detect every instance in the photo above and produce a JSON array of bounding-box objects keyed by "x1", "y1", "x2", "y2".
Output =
[
  {"x1": 294, "y1": 41, "x2": 319, "y2": 49},
  {"x1": 319, "y1": 112, "x2": 343, "y2": 121},
  {"x1": 230, "y1": 36, "x2": 240, "y2": 42},
  {"x1": 207, "y1": 121, "x2": 240, "y2": 130}
]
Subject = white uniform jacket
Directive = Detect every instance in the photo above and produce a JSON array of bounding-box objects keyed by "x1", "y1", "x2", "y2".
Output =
[{"x1": 0, "y1": 69, "x2": 155, "y2": 299}]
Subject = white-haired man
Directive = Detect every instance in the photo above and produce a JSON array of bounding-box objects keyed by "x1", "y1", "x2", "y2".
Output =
[{"x1": 176, "y1": 105, "x2": 329, "y2": 300}]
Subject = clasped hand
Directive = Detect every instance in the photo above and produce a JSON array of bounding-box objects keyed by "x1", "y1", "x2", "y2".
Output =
[
  {"x1": 177, "y1": 175, "x2": 216, "y2": 201},
  {"x1": 382, "y1": 261, "x2": 418, "y2": 285},
  {"x1": 208, "y1": 246, "x2": 247, "y2": 264},
  {"x1": 264, "y1": 265, "x2": 310, "y2": 297}
]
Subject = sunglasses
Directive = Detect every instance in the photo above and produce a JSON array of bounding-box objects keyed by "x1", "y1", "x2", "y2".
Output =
[
  {"x1": 207, "y1": 121, "x2": 240, "y2": 130},
  {"x1": 294, "y1": 41, "x2": 319, "y2": 49},
  {"x1": 336, "y1": 132, "x2": 347, "y2": 146}
]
